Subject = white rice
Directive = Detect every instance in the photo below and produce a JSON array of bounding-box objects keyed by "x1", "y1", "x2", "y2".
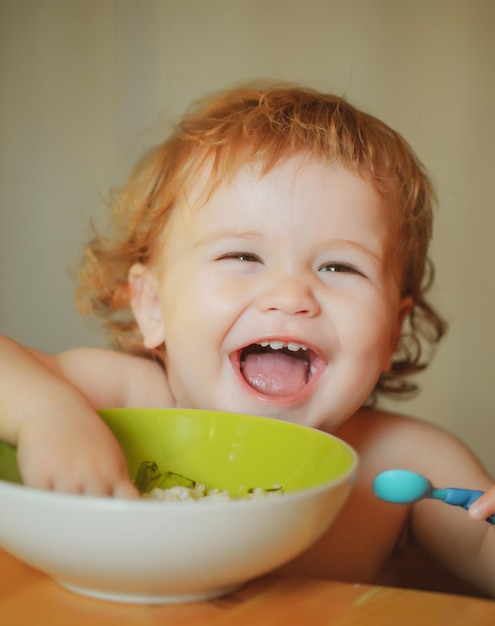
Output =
[{"x1": 144, "y1": 484, "x2": 282, "y2": 502}]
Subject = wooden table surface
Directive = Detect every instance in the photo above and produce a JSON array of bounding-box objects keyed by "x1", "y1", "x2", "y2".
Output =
[{"x1": 1, "y1": 548, "x2": 494, "y2": 625}]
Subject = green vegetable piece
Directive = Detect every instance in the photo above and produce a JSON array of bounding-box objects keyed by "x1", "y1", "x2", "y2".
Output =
[
  {"x1": 134, "y1": 461, "x2": 197, "y2": 493},
  {"x1": 134, "y1": 461, "x2": 162, "y2": 493},
  {"x1": 157, "y1": 471, "x2": 196, "y2": 490}
]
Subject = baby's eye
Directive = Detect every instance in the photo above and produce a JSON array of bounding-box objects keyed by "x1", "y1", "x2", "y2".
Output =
[
  {"x1": 318, "y1": 262, "x2": 360, "y2": 274},
  {"x1": 218, "y1": 252, "x2": 262, "y2": 263}
]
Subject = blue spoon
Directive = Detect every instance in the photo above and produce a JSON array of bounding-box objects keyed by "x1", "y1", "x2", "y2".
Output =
[{"x1": 373, "y1": 469, "x2": 495, "y2": 525}]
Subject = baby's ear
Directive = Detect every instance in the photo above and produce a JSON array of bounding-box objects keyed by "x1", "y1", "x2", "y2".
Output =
[{"x1": 128, "y1": 264, "x2": 165, "y2": 349}]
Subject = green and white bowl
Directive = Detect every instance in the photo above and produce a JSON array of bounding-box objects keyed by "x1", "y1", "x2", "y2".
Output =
[{"x1": 0, "y1": 409, "x2": 357, "y2": 604}]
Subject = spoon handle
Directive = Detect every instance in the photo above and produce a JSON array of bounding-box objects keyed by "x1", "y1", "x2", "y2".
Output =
[{"x1": 440, "y1": 488, "x2": 495, "y2": 525}]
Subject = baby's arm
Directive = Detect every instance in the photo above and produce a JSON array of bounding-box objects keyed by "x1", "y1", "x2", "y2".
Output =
[
  {"x1": 404, "y1": 422, "x2": 495, "y2": 597},
  {"x1": 0, "y1": 335, "x2": 169, "y2": 497}
]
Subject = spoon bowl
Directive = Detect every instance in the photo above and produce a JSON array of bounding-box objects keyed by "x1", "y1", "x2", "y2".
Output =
[{"x1": 373, "y1": 469, "x2": 433, "y2": 504}]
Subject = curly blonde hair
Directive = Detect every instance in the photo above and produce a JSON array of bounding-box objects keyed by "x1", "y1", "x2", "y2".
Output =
[{"x1": 77, "y1": 84, "x2": 446, "y2": 399}]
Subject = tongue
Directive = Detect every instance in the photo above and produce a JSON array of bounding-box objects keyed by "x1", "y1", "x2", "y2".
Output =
[{"x1": 241, "y1": 351, "x2": 308, "y2": 397}]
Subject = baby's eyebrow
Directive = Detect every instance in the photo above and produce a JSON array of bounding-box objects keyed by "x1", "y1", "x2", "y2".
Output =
[
  {"x1": 325, "y1": 239, "x2": 384, "y2": 263},
  {"x1": 195, "y1": 230, "x2": 262, "y2": 246}
]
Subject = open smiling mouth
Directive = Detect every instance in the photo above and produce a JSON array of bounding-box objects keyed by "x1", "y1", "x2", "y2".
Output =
[{"x1": 233, "y1": 340, "x2": 321, "y2": 399}]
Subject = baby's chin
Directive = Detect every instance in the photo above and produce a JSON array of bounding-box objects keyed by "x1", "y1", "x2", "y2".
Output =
[{"x1": 202, "y1": 391, "x2": 329, "y2": 430}]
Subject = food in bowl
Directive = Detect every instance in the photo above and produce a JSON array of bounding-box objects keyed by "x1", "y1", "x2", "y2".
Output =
[
  {"x1": 144, "y1": 483, "x2": 282, "y2": 502},
  {"x1": 0, "y1": 409, "x2": 358, "y2": 604},
  {"x1": 136, "y1": 460, "x2": 283, "y2": 501}
]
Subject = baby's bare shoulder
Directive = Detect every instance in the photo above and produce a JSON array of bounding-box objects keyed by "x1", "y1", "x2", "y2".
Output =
[
  {"x1": 55, "y1": 348, "x2": 174, "y2": 408},
  {"x1": 338, "y1": 406, "x2": 436, "y2": 448},
  {"x1": 339, "y1": 407, "x2": 489, "y2": 486}
]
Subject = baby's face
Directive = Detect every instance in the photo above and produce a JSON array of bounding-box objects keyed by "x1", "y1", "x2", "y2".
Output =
[{"x1": 132, "y1": 155, "x2": 410, "y2": 431}]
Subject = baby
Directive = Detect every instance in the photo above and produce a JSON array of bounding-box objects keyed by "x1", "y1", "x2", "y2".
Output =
[{"x1": 1, "y1": 85, "x2": 495, "y2": 595}]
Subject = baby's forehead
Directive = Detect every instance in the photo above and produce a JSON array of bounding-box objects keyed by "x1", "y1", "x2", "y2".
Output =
[
  {"x1": 171, "y1": 154, "x2": 403, "y2": 247},
  {"x1": 178, "y1": 150, "x2": 401, "y2": 214}
]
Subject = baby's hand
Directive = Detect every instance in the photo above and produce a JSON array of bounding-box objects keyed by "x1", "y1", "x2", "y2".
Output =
[
  {"x1": 468, "y1": 485, "x2": 495, "y2": 523},
  {"x1": 16, "y1": 410, "x2": 139, "y2": 498}
]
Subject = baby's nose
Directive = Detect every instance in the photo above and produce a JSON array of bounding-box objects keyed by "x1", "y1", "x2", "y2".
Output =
[{"x1": 256, "y1": 276, "x2": 320, "y2": 317}]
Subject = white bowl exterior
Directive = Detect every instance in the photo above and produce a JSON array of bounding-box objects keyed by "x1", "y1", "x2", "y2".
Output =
[{"x1": 0, "y1": 473, "x2": 353, "y2": 603}]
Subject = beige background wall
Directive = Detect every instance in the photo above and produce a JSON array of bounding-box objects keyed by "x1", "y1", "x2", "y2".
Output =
[{"x1": 1, "y1": 0, "x2": 494, "y2": 473}]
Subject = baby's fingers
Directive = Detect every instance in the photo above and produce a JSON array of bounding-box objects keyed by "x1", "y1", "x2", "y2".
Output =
[
  {"x1": 54, "y1": 459, "x2": 140, "y2": 498},
  {"x1": 19, "y1": 454, "x2": 139, "y2": 498},
  {"x1": 51, "y1": 474, "x2": 139, "y2": 498},
  {"x1": 469, "y1": 485, "x2": 495, "y2": 522}
]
